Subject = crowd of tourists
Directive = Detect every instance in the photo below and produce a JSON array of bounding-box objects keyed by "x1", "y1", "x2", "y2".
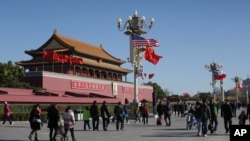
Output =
[
  {"x1": 157, "y1": 98, "x2": 250, "y2": 137},
  {"x1": 1, "y1": 99, "x2": 250, "y2": 140}
]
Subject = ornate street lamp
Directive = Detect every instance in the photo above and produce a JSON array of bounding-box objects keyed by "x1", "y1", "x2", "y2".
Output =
[
  {"x1": 246, "y1": 86, "x2": 249, "y2": 103},
  {"x1": 205, "y1": 61, "x2": 222, "y2": 101},
  {"x1": 231, "y1": 76, "x2": 241, "y2": 103},
  {"x1": 117, "y1": 10, "x2": 154, "y2": 104}
]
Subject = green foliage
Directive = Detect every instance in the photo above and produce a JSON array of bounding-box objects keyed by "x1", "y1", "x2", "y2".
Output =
[
  {"x1": 144, "y1": 81, "x2": 167, "y2": 100},
  {"x1": 0, "y1": 61, "x2": 39, "y2": 89}
]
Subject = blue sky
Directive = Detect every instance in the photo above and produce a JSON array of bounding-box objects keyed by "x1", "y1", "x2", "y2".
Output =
[{"x1": 1, "y1": 0, "x2": 250, "y2": 95}]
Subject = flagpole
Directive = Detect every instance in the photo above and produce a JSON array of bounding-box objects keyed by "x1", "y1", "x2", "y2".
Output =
[
  {"x1": 117, "y1": 10, "x2": 155, "y2": 116},
  {"x1": 246, "y1": 86, "x2": 249, "y2": 104},
  {"x1": 232, "y1": 76, "x2": 241, "y2": 103},
  {"x1": 205, "y1": 61, "x2": 223, "y2": 101},
  {"x1": 42, "y1": 53, "x2": 44, "y2": 71},
  {"x1": 220, "y1": 79, "x2": 224, "y2": 102}
]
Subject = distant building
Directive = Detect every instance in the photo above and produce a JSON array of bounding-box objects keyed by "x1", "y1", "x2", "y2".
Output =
[{"x1": 11, "y1": 29, "x2": 153, "y2": 104}]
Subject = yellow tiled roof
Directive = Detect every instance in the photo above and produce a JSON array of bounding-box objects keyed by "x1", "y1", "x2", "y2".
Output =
[{"x1": 54, "y1": 32, "x2": 125, "y2": 64}]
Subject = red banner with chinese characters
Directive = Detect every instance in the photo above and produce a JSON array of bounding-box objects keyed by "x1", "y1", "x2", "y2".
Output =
[{"x1": 71, "y1": 80, "x2": 106, "y2": 91}]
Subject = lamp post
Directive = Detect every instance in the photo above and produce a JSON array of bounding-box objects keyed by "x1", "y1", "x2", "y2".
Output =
[
  {"x1": 231, "y1": 76, "x2": 241, "y2": 103},
  {"x1": 220, "y1": 79, "x2": 224, "y2": 102},
  {"x1": 117, "y1": 10, "x2": 154, "y2": 104},
  {"x1": 246, "y1": 86, "x2": 249, "y2": 104},
  {"x1": 205, "y1": 61, "x2": 222, "y2": 101}
]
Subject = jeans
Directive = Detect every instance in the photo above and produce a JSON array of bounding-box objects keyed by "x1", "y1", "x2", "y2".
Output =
[
  {"x1": 210, "y1": 117, "x2": 218, "y2": 132},
  {"x1": 201, "y1": 119, "x2": 208, "y2": 135},
  {"x1": 64, "y1": 127, "x2": 76, "y2": 141},
  {"x1": 92, "y1": 117, "x2": 99, "y2": 131},
  {"x1": 196, "y1": 118, "x2": 202, "y2": 135},
  {"x1": 116, "y1": 115, "x2": 124, "y2": 130},
  {"x1": 2, "y1": 115, "x2": 13, "y2": 125},
  {"x1": 102, "y1": 117, "x2": 110, "y2": 130},
  {"x1": 223, "y1": 117, "x2": 232, "y2": 132},
  {"x1": 83, "y1": 120, "x2": 91, "y2": 130},
  {"x1": 142, "y1": 114, "x2": 148, "y2": 125}
]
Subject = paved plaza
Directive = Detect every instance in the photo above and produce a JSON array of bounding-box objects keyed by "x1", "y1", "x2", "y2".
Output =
[{"x1": 0, "y1": 108, "x2": 246, "y2": 141}]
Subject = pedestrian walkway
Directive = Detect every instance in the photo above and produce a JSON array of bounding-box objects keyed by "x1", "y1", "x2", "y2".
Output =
[{"x1": 0, "y1": 108, "x2": 246, "y2": 141}]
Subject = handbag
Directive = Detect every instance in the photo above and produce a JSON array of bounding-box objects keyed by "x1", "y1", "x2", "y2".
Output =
[{"x1": 32, "y1": 117, "x2": 41, "y2": 123}]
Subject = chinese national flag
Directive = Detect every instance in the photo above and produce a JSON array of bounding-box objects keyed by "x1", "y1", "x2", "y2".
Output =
[
  {"x1": 149, "y1": 73, "x2": 155, "y2": 79},
  {"x1": 43, "y1": 50, "x2": 59, "y2": 61},
  {"x1": 143, "y1": 46, "x2": 162, "y2": 65}
]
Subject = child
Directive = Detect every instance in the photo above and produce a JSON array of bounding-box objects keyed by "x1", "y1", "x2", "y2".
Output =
[
  {"x1": 238, "y1": 110, "x2": 248, "y2": 125},
  {"x1": 83, "y1": 106, "x2": 91, "y2": 130},
  {"x1": 57, "y1": 114, "x2": 67, "y2": 141}
]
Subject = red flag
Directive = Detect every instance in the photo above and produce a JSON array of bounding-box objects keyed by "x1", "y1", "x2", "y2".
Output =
[
  {"x1": 77, "y1": 57, "x2": 83, "y2": 64},
  {"x1": 57, "y1": 54, "x2": 68, "y2": 63},
  {"x1": 149, "y1": 73, "x2": 154, "y2": 79},
  {"x1": 69, "y1": 56, "x2": 83, "y2": 65},
  {"x1": 143, "y1": 46, "x2": 162, "y2": 65},
  {"x1": 214, "y1": 70, "x2": 226, "y2": 80},
  {"x1": 137, "y1": 72, "x2": 144, "y2": 79},
  {"x1": 237, "y1": 83, "x2": 244, "y2": 89},
  {"x1": 43, "y1": 50, "x2": 59, "y2": 61}
]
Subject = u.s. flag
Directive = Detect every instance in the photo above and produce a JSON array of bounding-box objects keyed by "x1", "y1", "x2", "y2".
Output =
[{"x1": 132, "y1": 34, "x2": 159, "y2": 47}]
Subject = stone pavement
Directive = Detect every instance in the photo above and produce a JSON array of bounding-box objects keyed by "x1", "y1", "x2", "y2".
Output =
[{"x1": 0, "y1": 108, "x2": 246, "y2": 141}]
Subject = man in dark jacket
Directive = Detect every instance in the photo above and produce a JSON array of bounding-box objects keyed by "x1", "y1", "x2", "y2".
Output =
[
  {"x1": 221, "y1": 100, "x2": 233, "y2": 133},
  {"x1": 90, "y1": 100, "x2": 99, "y2": 131},
  {"x1": 194, "y1": 101, "x2": 202, "y2": 136},
  {"x1": 100, "y1": 101, "x2": 111, "y2": 131},
  {"x1": 200, "y1": 98, "x2": 211, "y2": 137},
  {"x1": 114, "y1": 102, "x2": 124, "y2": 131},
  {"x1": 47, "y1": 104, "x2": 60, "y2": 141},
  {"x1": 156, "y1": 101, "x2": 163, "y2": 119},
  {"x1": 164, "y1": 101, "x2": 172, "y2": 126}
]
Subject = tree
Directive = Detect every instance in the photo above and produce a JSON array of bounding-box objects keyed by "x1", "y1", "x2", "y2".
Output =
[
  {"x1": 144, "y1": 81, "x2": 167, "y2": 100},
  {"x1": 0, "y1": 61, "x2": 31, "y2": 88}
]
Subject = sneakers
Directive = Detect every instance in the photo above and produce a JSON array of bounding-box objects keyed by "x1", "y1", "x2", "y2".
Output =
[
  {"x1": 203, "y1": 134, "x2": 207, "y2": 137},
  {"x1": 28, "y1": 136, "x2": 32, "y2": 141},
  {"x1": 11, "y1": 121, "x2": 14, "y2": 125}
]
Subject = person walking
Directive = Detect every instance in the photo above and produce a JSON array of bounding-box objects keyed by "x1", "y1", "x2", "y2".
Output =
[
  {"x1": 90, "y1": 100, "x2": 99, "y2": 131},
  {"x1": 156, "y1": 101, "x2": 163, "y2": 120},
  {"x1": 1, "y1": 101, "x2": 14, "y2": 126},
  {"x1": 208, "y1": 99, "x2": 218, "y2": 134},
  {"x1": 141, "y1": 103, "x2": 149, "y2": 125},
  {"x1": 100, "y1": 101, "x2": 111, "y2": 131},
  {"x1": 47, "y1": 104, "x2": 60, "y2": 141},
  {"x1": 238, "y1": 110, "x2": 248, "y2": 125},
  {"x1": 173, "y1": 103, "x2": 177, "y2": 116},
  {"x1": 221, "y1": 100, "x2": 233, "y2": 134},
  {"x1": 164, "y1": 101, "x2": 172, "y2": 126},
  {"x1": 194, "y1": 101, "x2": 202, "y2": 136},
  {"x1": 83, "y1": 106, "x2": 91, "y2": 131},
  {"x1": 200, "y1": 98, "x2": 211, "y2": 137},
  {"x1": 134, "y1": 104, "x2": 141, "y2": 123},
  {"x1": 114, "y1": 102, "x2": 124, "y2": 131},
  {"x1": 123, "y1": 105, "x2": 129, "y2": 124},
  {"x1": 28, "y1": 104, "x2": 42, "y2": 141},
  {"x1": 63, "y1": 106, "x2": 77, "y2": 141}
]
